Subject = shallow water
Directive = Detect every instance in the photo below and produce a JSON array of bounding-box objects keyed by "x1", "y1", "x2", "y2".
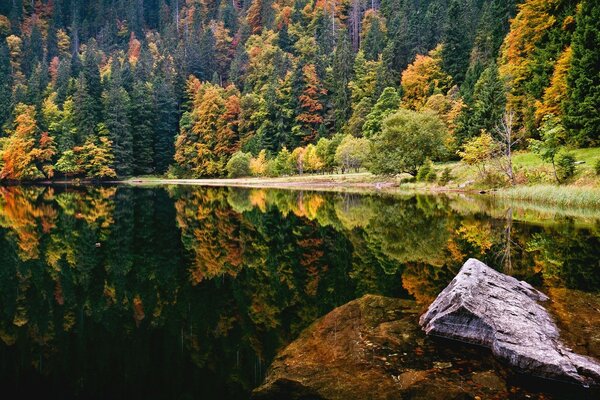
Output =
[{"x1": 0, "y1": 185, "x2": 598, "y2": 399}]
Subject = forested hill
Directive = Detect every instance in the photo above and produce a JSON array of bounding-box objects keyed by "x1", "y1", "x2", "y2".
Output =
[{"x1": 0, "y1": 0, "x2": 598, "y2": 180}]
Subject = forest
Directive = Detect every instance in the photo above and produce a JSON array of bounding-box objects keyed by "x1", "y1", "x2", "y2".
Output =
[{"x1": 0, "y1": 0, "x2": 598, "y2": 180}]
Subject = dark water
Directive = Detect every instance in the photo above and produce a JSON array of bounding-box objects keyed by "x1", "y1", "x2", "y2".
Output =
[{"x1": 0, "y1": 185, "x2": 598, "y2": 399}]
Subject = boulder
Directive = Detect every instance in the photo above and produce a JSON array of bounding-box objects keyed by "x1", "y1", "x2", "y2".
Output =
[
  {"x1": 420, "y1": 258, "x2": 600, "y2": 387},
  {"x1": 253, "y1": 295, "x2": 536, "y2": 400}
]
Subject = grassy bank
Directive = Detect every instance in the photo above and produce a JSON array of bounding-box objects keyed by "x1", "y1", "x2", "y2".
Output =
[{"x1": 491, "y1": 185, "x2": 600, "y2": 209}]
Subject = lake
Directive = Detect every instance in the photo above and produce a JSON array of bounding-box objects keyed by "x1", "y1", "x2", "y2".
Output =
[{"x1": 0, "y1": 185, "x2": 598, "y2": 399}]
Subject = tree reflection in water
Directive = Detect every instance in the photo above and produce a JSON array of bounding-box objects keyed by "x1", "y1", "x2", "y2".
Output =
[{"x1": 0, "y1": 185, "x2": 598, "y2": 399}]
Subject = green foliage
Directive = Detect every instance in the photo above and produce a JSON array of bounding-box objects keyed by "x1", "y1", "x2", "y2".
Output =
[
  {"x1": 529, "y1": 115, "x2": 568, "y2": 182},
  {"x1": 555, "y1": 151, "x2": 576, "y2": 182},
  {"x1": 563, "y1": 0, "x2": 600, "y2": 147},
  {"x1": 456, "y1": 63, "x2": 506, "y2": 144},
  {"x1": 595, "y1": 159, "x2": 600, "y2": 176},
  {"x1": 226, "y1": 151, "x2": 251, "y2": 178},
  {"x1": 334, "y1": 135, "x2": 370, "y2": 172},
  {"x1": 370, "y1": 109, "x2": 447, "y2": 176},
  {"x1": 439, "y1": 167, "x2": 452, "y2": 186},
  {"x1": 458, "y1": 132, "x2": 498, "y2": 180},
  {"x1": 362, "y1": 87, "x2": 400, "y2": 138},
  {"x1": 416, "y1": 159, "x2": 437, "y2": 182}
]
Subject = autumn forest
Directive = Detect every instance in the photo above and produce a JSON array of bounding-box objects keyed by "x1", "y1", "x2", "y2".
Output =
[{"x1": 0, "y1": 0, "x2": 598, "y2": 181}]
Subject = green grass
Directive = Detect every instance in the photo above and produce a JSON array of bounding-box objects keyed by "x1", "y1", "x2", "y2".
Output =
[
  {"x1": 494, "y1": 185, "x2": 600, "y2": 209},
  {"x1": 513, "y1": 147, "x2": 600, "y2": 170}
]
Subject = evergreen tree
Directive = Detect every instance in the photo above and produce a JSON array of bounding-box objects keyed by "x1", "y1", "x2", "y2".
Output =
[
  {"x1": 73, "y1": 74, "x2": 98, "y2": 142},
  {"x1": 456, "y1": 62, "x2": 506, "y2": 144},
  {"x1": 563, "y1": 0, "x2": 600, "y2": 146},
  {"x1": 330, "y1": 31, "x2": 354, "y2": 131},
  {"x1": 153, "y1": 76, "x2": 178, "y2": 174},
  {"x1": 130, "y1": 81, "x2": 156, "y2": 175},
  {"x1": 363, "y1": 87, "x2": 400, "y2": 138},
  {"x1": 441, "y1": 0, "x2": 471, "y2": 85},
  {"x1": 103, "y1": 82, "x2": 132, "y2": 176},
  {"x1": 0, "y1": 42, "x2": 12, "y2": 129}
]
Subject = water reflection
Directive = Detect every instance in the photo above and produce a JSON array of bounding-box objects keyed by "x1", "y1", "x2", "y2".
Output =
[{"x1": 0, "y1": 185, "x2": 598, "y2": 399}]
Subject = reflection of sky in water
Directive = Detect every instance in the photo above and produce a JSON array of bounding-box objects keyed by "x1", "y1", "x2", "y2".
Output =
[{"x1": 0, "y1": 185, "x2": 598, "y2": 399}]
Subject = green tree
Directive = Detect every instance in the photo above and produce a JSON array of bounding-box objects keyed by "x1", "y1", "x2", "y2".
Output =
[
  {"x1": 130, "y1": 81, "x2": 156, "y2": 175},
  {"x1": 441, "y1": 0, "x2": 471, "y2": 84},
  {"x1": 103, "y1": 83, "x2": 132, "y2": 177},
  {"x1": 563, "y1": 0, "x2": 600, "y2": 146},
  {"x1": 330, "y1": 31, "x2": 354, "y2": 131},
  {"x1": 334, "y1": 135, "x2": 371, "y2": 173},
  {"x1": 529, "y1": 115, "x2": 567, "y2": 183},
  {"x1": 456, "y1": 63, "x2": 506, "y2": 144},
  {"x1": 226, "y1": 151, "x2": 251, "y2": 178},
  {"x1": 362, "y1": 87, "x2": 400, "y2": 138},
  {"x1": 370, "y1": 109, "x2": 447, "y2": 176}
]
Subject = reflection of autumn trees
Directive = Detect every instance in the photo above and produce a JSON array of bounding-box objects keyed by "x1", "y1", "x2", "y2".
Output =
[
  {"x1": 172, "y1": 187, "x2": 245, "y2": 284},
  {"x1": 0, "y1": 186, "x2": 57, "y2": 260},
  {"x1": 0, "y1": 185, "x2": 598, "y2": 398}
]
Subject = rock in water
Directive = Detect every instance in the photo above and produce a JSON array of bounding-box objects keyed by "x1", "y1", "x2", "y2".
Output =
[{"x1": 420, "y1": 258, "x2": 600, "y2": 387}]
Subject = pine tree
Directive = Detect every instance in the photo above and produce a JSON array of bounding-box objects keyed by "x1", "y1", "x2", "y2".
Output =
[
  {"x1": 361, "y1": 11, "x2": 387, "y2": 61},
  {"x1": 441, "y1": 0, "x2": 472, "y2": 85},
  {"x1": 563, "y1": 0, "x2": 600, "y2": 146},
  {"x1": 456, "y1": 62, "x2": 506, "y2": 144},
  {"x1": 130, "y1": 81, "x2": 156, "y2": 175},
  {"x1": 73, "y1": 74, "x2": 98, "y2": 143},
  {"x1": 330, "y1": 31, "x2": 354, "y2": 131},
  {"x1": 363, "y1": 87, "x2": 400, "y2": 138},
  {"x1": 153, "y1": 76, "x2": 178, "y2": 174},
  {"x1": 103, "y1": 82, "x2": 132, "y2": 176},
  {"x1": 0, "y1": 42, "x2": 12, "y2": 129}
]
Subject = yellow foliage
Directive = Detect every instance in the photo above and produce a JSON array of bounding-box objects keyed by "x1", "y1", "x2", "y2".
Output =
[
  {"x1": 401, "y1": 45, "x2": 452, "y2": 110},
  {"x1": 535, "y1": 46, "x2": 572, "y2": 122}
]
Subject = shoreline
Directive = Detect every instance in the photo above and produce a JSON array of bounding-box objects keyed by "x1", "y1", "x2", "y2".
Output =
[{"x1": 4, "y1": 173, "x2": 600, "y2": 209}]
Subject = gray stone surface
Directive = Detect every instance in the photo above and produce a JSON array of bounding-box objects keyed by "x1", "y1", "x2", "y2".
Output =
[{"x1": 420, "y1": 258, "x2": 600, "y2": 386}]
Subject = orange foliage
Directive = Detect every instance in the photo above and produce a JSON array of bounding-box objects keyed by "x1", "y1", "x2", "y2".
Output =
[
  {"x1": 535, "y1": 46, "x2": 572, "y2": 121},
  {"x1": 0, "y1": 187, "x2": 57, "y2": 261},
  {"x1": 401, "y1": 46, "x2": 452, "y2": 110},
  {"x1": 128, "y1": 32, "x2": 142, "y2": 65},
  {"x1": 297, "y1": 64, "x2": 327, "y2": 143}
]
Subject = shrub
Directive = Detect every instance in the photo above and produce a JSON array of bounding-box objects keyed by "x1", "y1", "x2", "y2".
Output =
[
  {"x1": 416, "y1": 159, "x2": 437, "y2": 182},
  {"x1": 438, "y1": 167, "x2": 452, "y2": 186},
  {"x1": 555, "y1": 152, "x2": 576, "y2": 182},
  {"x1": 226, "y1": 151, "x2": 251, "y2": 178},
  {"x1": 595, "y1": 159, "x2": 600, "y2": 176}
]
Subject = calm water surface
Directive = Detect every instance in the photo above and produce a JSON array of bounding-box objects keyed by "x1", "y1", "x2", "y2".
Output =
[{"x1": 0, "y1": 185, "x2": 598, "y2": 399}]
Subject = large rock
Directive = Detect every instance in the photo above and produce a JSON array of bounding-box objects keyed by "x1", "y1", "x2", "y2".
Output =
[
  {"x1": 253, "y1": 294, "x2": 550, "y2": 400},
  {"x1": 420, "y1": 258, "x2": 600, "y2": 387}
]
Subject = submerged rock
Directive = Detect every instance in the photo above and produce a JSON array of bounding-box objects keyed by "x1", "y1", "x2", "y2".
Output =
[
  {"x1": 253, "y1": 294, "x2": 543, "y2": 399},
  {"x1": 420, "y1": 258, "x2": 600, "y2": 387}
]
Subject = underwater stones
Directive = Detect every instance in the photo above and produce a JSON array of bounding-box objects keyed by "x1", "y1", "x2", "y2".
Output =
[{"x1": 420, "y1": 258, "x2": 600, "y2": 387}]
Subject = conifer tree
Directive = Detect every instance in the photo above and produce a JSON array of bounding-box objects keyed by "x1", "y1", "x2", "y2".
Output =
[
  {"x1": 441, "y1": 0, "x2": 472, "y2": 85},
  {"x1": 130, "y1": 81, "x2": 156, "y2": 175},
  {"x1": 103, "y1": 81, "x2": 132, "y2": 176},
  {"x1": 331, "y1": 31, "x2": 354, "y2": 131},
  {"x1": 153, "y1": 76, "x2": 178, "y2": 174},
  {"x1": 0, "y1": 42, "x2": 12, "y2": 129},
  {"x1": 73, "y1": 74, "x2": 98, "y2": 142},
  {"x1": 563, "y1": 0, "x2": 600, "y2": 146}
]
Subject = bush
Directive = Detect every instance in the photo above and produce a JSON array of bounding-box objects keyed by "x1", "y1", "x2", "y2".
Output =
[
  {"x1": 416, "y1": 159, "x2": 436, "y2": 182},
  {"x1": 555, "y1": 152, "x2": 576, "y2": 182},
  {"x1": 226, "y1": 151, "x2": 251, "y2": 178},
  {"x1": 595, "y1": 159, "x2": 600, "y2": 176},
  {"x1": 438, "y1": 167, "x2": 452, "y2": 186}
]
